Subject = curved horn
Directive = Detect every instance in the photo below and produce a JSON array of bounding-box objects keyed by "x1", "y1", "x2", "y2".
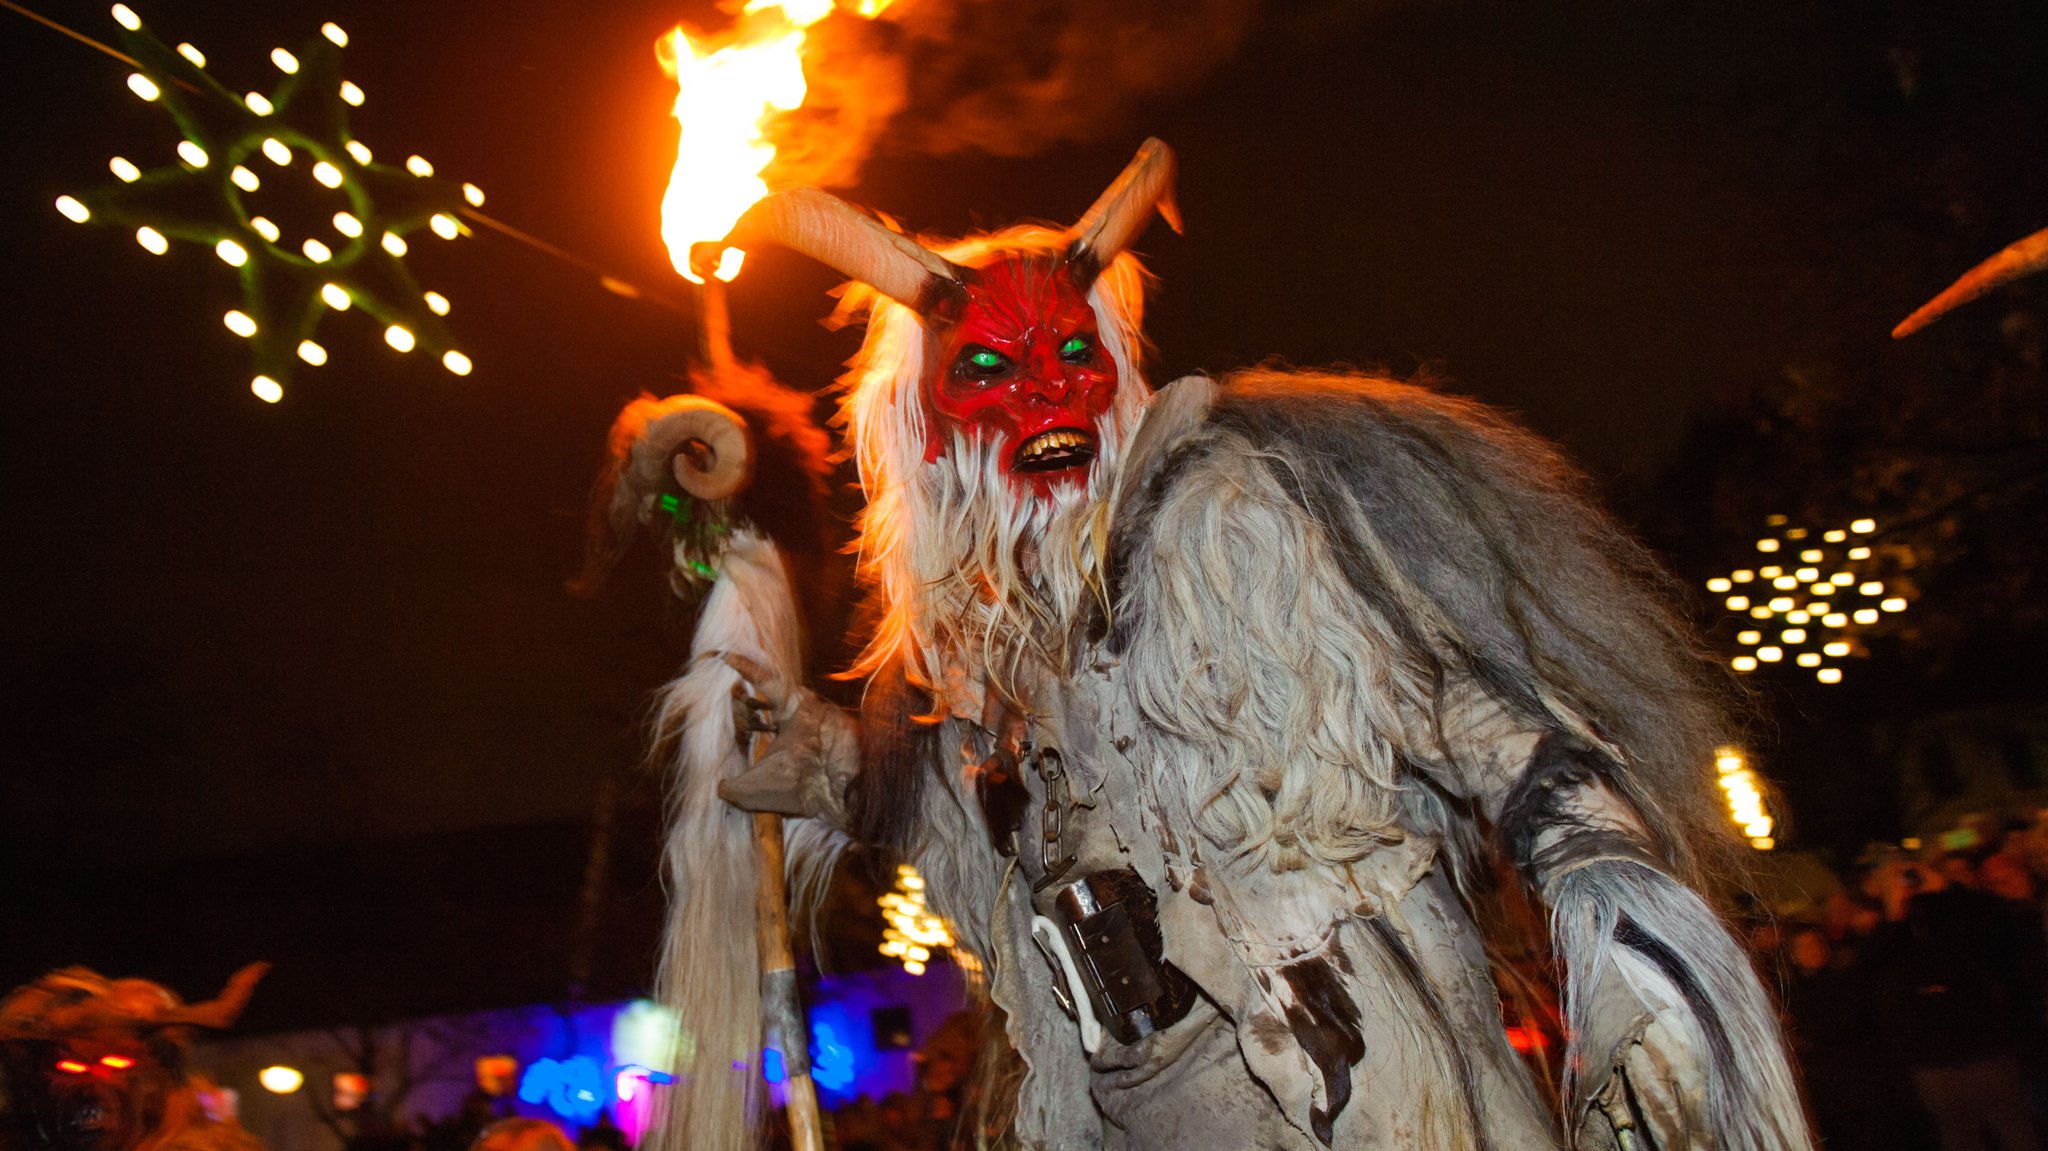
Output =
[
  {"x1": 156, "y1": 962, "x2": 268, "y2": 1030},
  {"x1": 1065, "y1": 138, "x2": 1182, "y2": 288},
  {"x1": 648, "y1": 397, "x2": 753, "y2": 502},
  {"x1": 1894, "y1": 225, "x2": 2048, "y2": 339},
  {"x1": 727, "y1": 188, "x2": 969, "y2": 319}
]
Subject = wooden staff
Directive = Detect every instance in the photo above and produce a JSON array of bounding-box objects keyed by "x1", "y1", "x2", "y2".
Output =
[{"x1": 746, "y1": 725, "x2": 826, "y2": 1151}]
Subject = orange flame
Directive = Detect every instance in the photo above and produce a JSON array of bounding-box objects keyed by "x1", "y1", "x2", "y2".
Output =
[{"x1": 658, "y1": 0, "x2": 895, "y2": 283}]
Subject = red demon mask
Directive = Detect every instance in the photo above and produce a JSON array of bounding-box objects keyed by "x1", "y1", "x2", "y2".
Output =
[{"x1": 924, "y1": 256, "x2": 1117, "y2": 490}]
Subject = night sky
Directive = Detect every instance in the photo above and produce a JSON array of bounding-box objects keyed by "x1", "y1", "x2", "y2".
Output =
[{"x1": 5, "y1": 0, "x2": 2045, "y2": 1000}]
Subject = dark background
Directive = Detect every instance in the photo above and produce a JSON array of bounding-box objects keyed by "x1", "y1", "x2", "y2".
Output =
[{"x1": 4, "y1": 0, "x2": 2045, "y2": 1025}]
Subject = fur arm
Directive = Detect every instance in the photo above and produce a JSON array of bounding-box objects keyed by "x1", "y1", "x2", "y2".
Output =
[{"x1": 1495, "y1": 739, "x2": 1811, "y2": 1151}]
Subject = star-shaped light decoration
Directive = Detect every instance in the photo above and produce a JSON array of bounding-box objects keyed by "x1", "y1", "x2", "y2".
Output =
[
  {"x1": 50, "y1": 5, "x2": 484, "y2": 402},
  {"x1": 1705, "y1": 514, "x2": 1915, "y2": 684}
]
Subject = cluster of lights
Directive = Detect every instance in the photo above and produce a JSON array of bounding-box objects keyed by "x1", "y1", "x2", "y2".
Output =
[
  {"x1": 877, "y1": 864, "x2": 950, "y2": 977},
  {"x1": 54, "y1": 6, "x2": 482, "y2": 402},
  {"x1": 1716, "y1": 746, "x2": 1775, "y2": 851},
  {"x1": 1707, "y1": 515, "x2": 1909, "y2": 683}
]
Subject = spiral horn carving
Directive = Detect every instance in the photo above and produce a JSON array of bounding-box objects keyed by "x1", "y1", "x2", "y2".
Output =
[{"x1": 1065, "y1": 138, "x2": 1182, "y2": 289}]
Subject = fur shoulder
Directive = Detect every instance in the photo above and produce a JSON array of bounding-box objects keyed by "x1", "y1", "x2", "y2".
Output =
[{"x1": 1109, "y1": 367, "x2": 1735, "y2": 882}]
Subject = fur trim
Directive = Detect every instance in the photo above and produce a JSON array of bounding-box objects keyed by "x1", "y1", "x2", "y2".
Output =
[{"x1": 646, "y1": 531, "x2": 846, "y2": 1151}]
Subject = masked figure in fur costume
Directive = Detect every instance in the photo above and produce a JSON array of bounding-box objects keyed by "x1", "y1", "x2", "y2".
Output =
[{"x1": 670, "y1": 140, "x2": 1812, "y2": 1151}]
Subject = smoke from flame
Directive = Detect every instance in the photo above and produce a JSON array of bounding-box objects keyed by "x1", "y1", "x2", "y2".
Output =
[{"x1": 658, "y1": 0, "x2": 1255, "y2": 280}]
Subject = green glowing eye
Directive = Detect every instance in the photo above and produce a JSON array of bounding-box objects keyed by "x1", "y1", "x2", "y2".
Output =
[
  {"x1": 970, "y1": 349, "x2": 1005, "y2": 368},
  {"x1": 1059, "y1": 335, "x2": 1090, "y2": 359}
]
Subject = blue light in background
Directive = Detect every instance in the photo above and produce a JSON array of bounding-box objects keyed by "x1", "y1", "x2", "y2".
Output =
[{"x1": 517, "y1": 1056, "x2": 607, "y2": 1123}]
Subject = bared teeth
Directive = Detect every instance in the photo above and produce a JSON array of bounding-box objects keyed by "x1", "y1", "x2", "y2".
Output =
[{"x1": 1020, "y1": 430, "x2": 1090, "y2": 460}]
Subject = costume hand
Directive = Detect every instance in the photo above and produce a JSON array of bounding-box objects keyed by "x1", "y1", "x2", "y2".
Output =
[{"x1": 715, "y1": 670, "x2": 860, "y2": 828}]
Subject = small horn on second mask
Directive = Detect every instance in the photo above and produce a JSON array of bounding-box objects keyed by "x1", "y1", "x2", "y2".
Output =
[
  {"x1": 1894, "y1": 224, "x2": 2048, "y2": 339},
  {"x1": 724, "y1": 188, "x2": 971, "y2": 320},
  {"x1": 1065, "y1": 138, "x2": 1182, "y2": 289},
  {"x1": 154, "y1": 962, "x2": 269, "y2": 1031}
]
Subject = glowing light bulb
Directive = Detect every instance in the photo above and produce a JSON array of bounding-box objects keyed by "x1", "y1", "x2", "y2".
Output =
[
  {"x1": 321, "y1": 21, "x2": 348, "y2": 45},
  {"x1": 261, "y1": 138, "x2": 291, "y2": 166},
  {"x1": 463, "y1": 182, "x2": 485, "y2": 207},
  {"x1": 1758, "y1": 646, "x2": 1783, "y2": 662},
  {"x1": 1769, "y1": 597, "x2": 1795, "y2": 612},
  {"x1": 1823, "y1": 642, "x2": 1849, "y2": 657},
  {"x1": 1757, "y1": 538, "x2": 1780, "y2": 552},
  {"x1": 176, "y1": 42, "x2": 205, "y2": 67},
  {"x1": 1800, "y1": 550, "x2": 1823, "y2": 563},
  {"x1": 1782, "y1": 628, "x2": 1807, "y2": 644},
  {"x1": 1853, "y1": 609, "x2": 1878, "y2": 625},
  {"x1": 270, "y1": 47, "x2": 299, "y2": 74},
  {"x1": 297, "y1": 340, "x2": 327, "y2": 366},
  {"x1": 135, "y1": 226, "x2": 168, "y2": 254},
  {"x1": 1707, "y1": 578, "x2": 1732, "y2": 593},
  {"x1": 1731, "y1": 570, "x2": 1754, "y2": 583},
  {"x1": 1881, "y1": 597, "x2": 1907, "y2": 612},
  {"x1": 312, "y1": 161, "x2": 343, "y2": 188},
  {"x1": 1823, "y1": 613, "x2": 1847, "y2": 628},
  {"x1": 1760, "y1": 566, "x2": 1783, "y2": 578},
  {"x1": 429, "y1": 213, "x2": 459, "y2": 240},
  {"x1": 110, "y1": 4, "x2": 140, "y2": 30},
  {"x1": 385, "y1": 325, "x2": 415, "y2": 352},
  {"x1": 331, "y1": 212, "x2": 363, "y2": 238},
  {"x1": 1786, "y1": 527, "x2": 1808, "y2": 539},
  {"x1": 405, "y1": 155, "x2": 434, "y2": 177},
  {"x1": 257, "y1": 1066, "x2": 302, "y2": 1093},
  {"x1": 1731, "y1": 656, "x2": 1758, "y2": 673},
  {"x1": 1851, "y1": 518, "x2": 1876, "y2": 534},
  {"x1": 127, "y1": 73, "x2": 160, "y2": 101},
  {"x1": 215, "y1": 239, "x2": 248, "y2": 266},
  {"x1": 231, "y1": 165, "x2": 260, "y2": 192},
  {"x1": 1749, "y1": 606, "x2": 1772, "y2": 620},
  {"x1": 110, "y1": 156, "x2": 141, "y2": 182},
  {"x1": 250, "y1": 216, "x2": 280, "y2": 242},
  {"x1": 1773, "y1": 576, "x2": 1798, "y2": 590},
  {"x1": 1808, "y1": 601, "x2": 1830, "y2": 614},
  {"x1": 302, "y1": 238, "x2": 332, "y2": 263},
  {"x1": 1794, "y1": 567, "x2": 1819, "y2": 582},
  {"x1": 54, "y1": 195, "x2": 90, "y2": 223},
  {"x1": 442, "y1": 350, "x2": 473, "y2": 375},
  {"x1": 339, "y1": 81, "x2": 364, "y2": 106},
  {"x1": 1859, "y1": 582, "x2": 1883, "y2": 596},
  {"x1": 320, "y1": 283, "x2": 351, "y2": 310},
  {"x1": 1796, "y1": 652, "x2": 1821, "y2": 668},
  {"x1": 1848, "y1": 546, "x2": 1871, "y2": 561},
  {"x1": 1785, "y1": 611, "x2": 1810, "y2": 625},
  {"x1": 1824, "y1": 529, "x2": 1846, "y2": 542},
  {"x1": 1817, "y1": 668, "x2": 1842, "y2": 684},
  {"x1": 903, "y1": 960, "x2": 927, "y2": 976},
  {"x1": 1737, "y1": 630, "x2": 1761, "y2": 645},
  {"x1": 345, "y1": 140, "x2": 372, "y2": 165},
  {"x1": 1725, "y1": 595, "x2": 1750, "y2": 611},
  {"x1": 223, "y1": 310, "x2": 257, "y2": 337},
  {"x1": 423, "y1": 291, "x2": 450, "y2": 315},
  {"x1": 177, "y1": 140, "x2": 208, "y2": 168},
  {"x1": 245, "y1": 91, "x2": 274, "y2": 116},
  {"x1": 381, "y1": 232, "x2": 407, "y2": 256}
]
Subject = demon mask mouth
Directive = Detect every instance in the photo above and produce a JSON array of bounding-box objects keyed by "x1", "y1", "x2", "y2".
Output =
[{"x1": 1013, "y1": 428, "x2": 1098, "y2": 475}]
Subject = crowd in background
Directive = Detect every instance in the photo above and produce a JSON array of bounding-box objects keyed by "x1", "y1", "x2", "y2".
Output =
[{"x1": 1771, "y1": 813, "x2": 2048, "y2": 1151}]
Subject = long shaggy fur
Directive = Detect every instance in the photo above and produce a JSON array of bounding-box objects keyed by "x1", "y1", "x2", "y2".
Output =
[
  {"x1": 647, "y1": 531, "x2": 846, "y2": 1151},
  {"x1": 1107, "y1": 370, "x2": 1798, "y2": 1146},
  {"x1": 1551, "y1": 861, "x2": 1809, "y2": 1150}
]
